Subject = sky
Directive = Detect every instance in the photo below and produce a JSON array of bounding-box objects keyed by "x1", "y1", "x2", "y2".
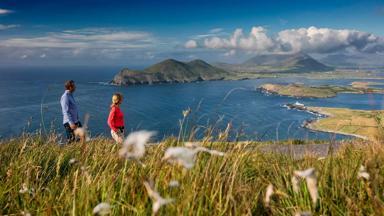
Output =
[{"x1": 0, "y1": 0, "x2": 384, "y2": 67}]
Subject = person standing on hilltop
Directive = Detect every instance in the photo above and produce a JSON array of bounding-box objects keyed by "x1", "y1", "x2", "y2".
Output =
[
  {"x1": 108, "y1": 93, "x2": 125, "y2": 144},
  {"x1": 61, "y1": 80, "x2": 82, "y2": 143}
]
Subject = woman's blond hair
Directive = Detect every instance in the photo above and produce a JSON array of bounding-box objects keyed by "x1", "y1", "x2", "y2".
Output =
[{"x1": 111, "y1": 93, "x2": 123, "y2": 107}]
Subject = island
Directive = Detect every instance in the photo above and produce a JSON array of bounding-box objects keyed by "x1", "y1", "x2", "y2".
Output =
[
  {"x1": 111, "y1": 59, "x2": 231, "y2": 85},
  {"x1": 259, "y1": 83, "x2": 384, "y2": 98}
]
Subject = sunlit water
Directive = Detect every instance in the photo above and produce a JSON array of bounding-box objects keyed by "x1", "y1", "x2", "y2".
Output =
[{"x1": 1, "y1": 66, "x2": 383, "y2": 141}]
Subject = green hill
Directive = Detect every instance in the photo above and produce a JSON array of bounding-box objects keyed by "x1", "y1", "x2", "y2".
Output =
[{"x1": 112, "y1": 59, "x2": 230, "y2": 85}]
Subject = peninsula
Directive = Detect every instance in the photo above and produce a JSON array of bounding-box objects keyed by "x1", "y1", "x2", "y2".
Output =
[
  {"x1": 303, "y1": 107, "x2": 384, "y2": 141},
  {"x1": 259, "y1": 83, "x2": 384, "y2": 98}
]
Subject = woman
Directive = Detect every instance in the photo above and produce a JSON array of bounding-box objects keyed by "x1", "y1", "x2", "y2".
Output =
[{"x1": 107, "y1": 93, "x2": 125, "y2": 143}]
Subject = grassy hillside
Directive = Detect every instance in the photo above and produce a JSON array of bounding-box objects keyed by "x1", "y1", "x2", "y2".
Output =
[{"x1": 1, "y1": 133, "x2": 384, "y2": 215}]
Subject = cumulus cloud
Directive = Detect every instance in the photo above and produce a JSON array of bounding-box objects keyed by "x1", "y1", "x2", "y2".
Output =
[
  {"x1": 0, "y1": 8, "x2": 12, "y2": 15},
  {"x1": 0, "y1": 28, "x2": 153, "y2": 49},
  {"x1": 277, "y1": 26, "x2": 383, "y2": 53},
  {"x1": 203, "y1": 27, "x2": 275, "y2": 52},
  {"x1": 184, "y1": 40, "x2": 197, "y2": 48},
  {"x1": 191, "y1": 26, "x2": 384, "y2": 54},
  {"x1": 0, "y1": 24, "x2": 19, "y2": 30}
]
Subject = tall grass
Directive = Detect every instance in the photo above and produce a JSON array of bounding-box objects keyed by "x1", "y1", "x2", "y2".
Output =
[{"x1": 1, "y1": 131, "x2": 384, "y2": 215}]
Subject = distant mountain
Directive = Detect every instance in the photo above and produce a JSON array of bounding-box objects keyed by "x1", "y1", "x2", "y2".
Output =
[
  {"x1": 319, "y1": 53, "x2": 384, "y2": 68},
  {"x1": 112, "y1": 59, "x2": 230, "y2": 85},
  {"x1": 216, "y1": 53, "x2": 333, "y2": 72}
]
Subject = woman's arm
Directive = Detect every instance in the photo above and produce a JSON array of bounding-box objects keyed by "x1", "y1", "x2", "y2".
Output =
[{"x1": 107, "y1": 107, "x2": 117, "y2": 132}]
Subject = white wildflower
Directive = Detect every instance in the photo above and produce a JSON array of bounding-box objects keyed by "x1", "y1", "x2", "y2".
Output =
[
  {"x1": 182, "y1": 108, "x2": 191, "y2": 118},
  {"x1": 293, "y1": 168, "x2": 318, "y2": 205},
  {"x1": 69, "y1": 158, "x2": 77, "y2": 164},
  {"x1": 294, "y1": 168, "x2": 315, "y2": 178},
  {"x1": 291, "y1": 176, "x2": 300, "y2": 193},
  {"x1": 305, "y1": 174, "x2": 318, "y2": 205},
  {"x1": 19, "y1": 183, "x2": 29, "y2": 194},
  {"x1": 21, "y1": 211, "x2": 31, "y2": 216},
  {"x1": 162, "y1": 146, "x2": 225, "y2": 169},
  {"x1": 143, "y1": 181, "x2": 174, "y2": 214},
  {"x1": 184, "y1": 141, "x2": 200, "y2": 148},
  {"x1": 92, "y1": 202, "x2": 111, "y2": 215},
  {"x1": 264, "y1": 183, "x2": 274, "y2": 206},
  {"x1": 119, "y1": 130, "x2": 156, "y2": 160},
  {"x1": 358, "y1": 165, "x2": 370, "y2": 180},
  {"x1": 168, "y1": 180, "x2": 180, "y2": 188},
  {"x1": 295, "y1": 211, "x2": 312, "y2": 216},
  {"x1": 163, "y1": 147, "x2": 195, "y2": 169}
]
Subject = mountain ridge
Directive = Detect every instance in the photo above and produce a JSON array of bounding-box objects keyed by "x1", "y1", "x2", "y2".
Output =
[{"x1": 216, "y1": 52, "x2": 333, "y2": 72}]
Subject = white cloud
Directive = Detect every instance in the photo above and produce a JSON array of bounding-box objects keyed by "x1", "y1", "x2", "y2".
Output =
[
  {"x1": 184, "y1": 40, "x2": 197, "y2": 48},
  {"x1": 40, "y1": 53, "x2": 46, "y2": 58},
  {"x1": 0, "y1": 28, "x2": 154, "y2": 49},
  {"x1": 194, "y1": 26, "x2": 384, "y2": 54},
  {"x1": 0, "y1": 24, "x2": 19, "y2": 30},
  {"x1": 204, "y1": 27, "x2": 275, "y2": 52},
  {"x1": 0, "y1": 8, "x2": 12, "y2": 15},
  {"x1": 277, "y1": 26, "x2": 383, "y2": 53},
  {"x1": 209, "y1": 28, "x2": 224, "y2": 33}
]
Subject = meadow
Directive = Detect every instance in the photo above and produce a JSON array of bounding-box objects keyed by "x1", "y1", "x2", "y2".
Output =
[{"x1": 1, "y1": 128, "x2": 384, "y2": 215}]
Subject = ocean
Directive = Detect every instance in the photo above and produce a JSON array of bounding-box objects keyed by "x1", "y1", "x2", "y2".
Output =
[{"x1": 1, "y1": 66, "x2": 383, "y2": 142}]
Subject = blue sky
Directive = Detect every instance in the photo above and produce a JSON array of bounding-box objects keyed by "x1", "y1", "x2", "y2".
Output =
[{"x1": 0, "y1": 0, "x2": 383, "y2": 67}]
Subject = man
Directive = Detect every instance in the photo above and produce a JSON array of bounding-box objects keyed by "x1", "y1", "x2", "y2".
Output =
[{"x1": 61, "y1": 80, "x2": 82, "y2": 143}]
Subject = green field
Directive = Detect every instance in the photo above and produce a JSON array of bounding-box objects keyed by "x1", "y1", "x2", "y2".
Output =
[
  {"x1": 259, "y1": 83, "x2": 384, "y2": 98},
  {"x1": 306, "y1": 107, "x2": 384, "y2": 141}
]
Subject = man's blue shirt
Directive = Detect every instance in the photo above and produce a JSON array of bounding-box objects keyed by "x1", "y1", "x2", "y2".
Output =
[{"x1": 60, "y1": 90, "x2": 79, "y2": 124}]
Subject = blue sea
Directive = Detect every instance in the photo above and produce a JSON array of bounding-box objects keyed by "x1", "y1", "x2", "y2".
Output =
[{"x1": 1, "y1": 66, "x2": 383, "y2": 142}]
